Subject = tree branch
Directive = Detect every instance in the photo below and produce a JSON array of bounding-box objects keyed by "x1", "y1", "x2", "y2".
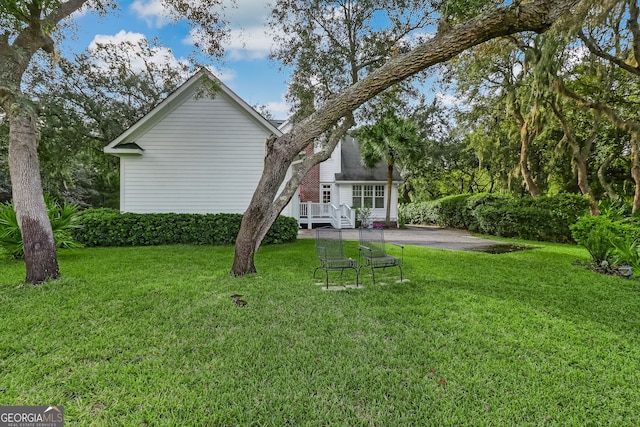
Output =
[
  {"x1": 629, "y1": 0, "x2": 640, "y2": 68},
  {"x1": 578, "y1": 31, "x2": 640, "y2": 77},
  {"x1": 287, "y1": 0, "x2": 584, "y2": 155},
  {"x1": 554, "y1": 77, "x2": 640, "y2": 134},
  {"x1": 45, "y1": 0, "x2": 91, "y2": 27}
]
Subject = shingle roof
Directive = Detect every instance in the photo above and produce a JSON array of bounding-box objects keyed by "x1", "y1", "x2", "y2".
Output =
[{"x1": 335, "y1": 134, "x2": 402, "y2": 182}]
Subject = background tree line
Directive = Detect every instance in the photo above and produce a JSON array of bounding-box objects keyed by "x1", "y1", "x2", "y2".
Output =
[{"x1": 0, "y1": 36, "x2": 193, "y2": 207}]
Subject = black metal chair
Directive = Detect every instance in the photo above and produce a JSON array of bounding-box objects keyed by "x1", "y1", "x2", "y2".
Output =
[
  {"x1": 358, "y1": 227, "x2": 404, "y2": 284},
  {"x1": 314, "y1": 227, "x2": 359, "y2": 289}
]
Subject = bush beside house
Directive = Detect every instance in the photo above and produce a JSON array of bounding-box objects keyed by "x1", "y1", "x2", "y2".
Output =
[{"x1": 72, "y1": 209, "x2": 298, "y2": 247}]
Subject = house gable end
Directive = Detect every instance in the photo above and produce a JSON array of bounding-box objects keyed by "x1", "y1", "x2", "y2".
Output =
[{"x1": 104, "y1": 68, "x2": 281, "y2": 155}]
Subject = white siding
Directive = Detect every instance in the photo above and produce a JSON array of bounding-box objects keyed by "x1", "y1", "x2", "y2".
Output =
[
  {"x1": 319, "y1": 140, "x2": 342, "y2": 182},
  {"x1": 337, "y1": 184, "x2": 350, "y2": 207},
  {"x1": 121, "y1": 92, "x2": 270, "y2": 214}
]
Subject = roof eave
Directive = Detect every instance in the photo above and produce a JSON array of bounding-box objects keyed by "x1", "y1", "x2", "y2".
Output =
[{"x1": 104, "y1": 147, "x2": 144, "y2": 157}]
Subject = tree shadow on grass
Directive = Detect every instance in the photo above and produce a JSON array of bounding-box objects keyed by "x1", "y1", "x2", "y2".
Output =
[{"x1": 402, "y1": 245, "x2": 640, "y2": 336}]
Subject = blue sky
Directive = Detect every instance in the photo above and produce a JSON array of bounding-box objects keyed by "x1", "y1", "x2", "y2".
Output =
[
  {"x1": 63, "y1": 0, "x2": 292, "y2": 118},
  {"x1": 61, "y1": 0, "x2": 457, "y2": 119}
]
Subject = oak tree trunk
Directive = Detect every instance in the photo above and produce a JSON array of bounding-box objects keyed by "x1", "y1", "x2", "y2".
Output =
[
  {"x1": 519, "y1": 123, "x2": 541, "y2": 197},
  {"x1": 7, "y1": 107, "x2": 59, "y2": 283},
  {"x1": 631, "y1": 135, "x2": 640, "y2": 214},
  {"x1": 575, "y1": 156, "x2": 599, "y2": 216},
  {"x1": 232, "y1": 139, "x2": 296, "y2": 275},
  {"x1": 551, "y1": 102, "x2": 599, "y2": 215},
  {"x1": 598, "y1": 152, "x2": 618, "y2": 200},
  {"x1": 554, "y1": 80, "x2": 640, "y2": 213}
]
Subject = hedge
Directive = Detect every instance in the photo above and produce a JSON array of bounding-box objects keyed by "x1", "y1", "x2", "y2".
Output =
[
  {"x1": 72, "y1": 209, "x2": 299, "y2": 247},
  {"x1": 400, "y1": 193, "x2": 591, "y2": 243}
]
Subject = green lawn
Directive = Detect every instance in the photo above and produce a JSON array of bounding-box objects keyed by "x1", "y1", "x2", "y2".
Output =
[{"x1": 1, "y1": 239, "x2": 639, "y2": 425}]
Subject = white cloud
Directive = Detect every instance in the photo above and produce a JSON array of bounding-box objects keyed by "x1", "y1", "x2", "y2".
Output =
[
  {"x1": 89, "y1": 30, "x2": 144, "y2": 48},
  {"x1": 206, "y1": 66, "x2": 237, "y2": 84},
  {"x1": 562, "y1": 44, "x2": 590, "y2": 72},
  {"x1": 178, "y1": 0, "x2": 278, "y2": 61},
  {"x1": 129, "y1": 0, "x2": 279, "y2": 60},
  {"x1": 436, "y1": 92, "x2": 459, "y2": 107},
  {"x1": 226, "y1": 26, "x2": 274, "y2": 61},
  {"x1": 89, "y1": 30, "x2": 190, "y2": 75},
  {"x1": 185, "y1": 25, "x2": 277, "y2": 61},
  {"x1": 402, "y1": 30, "x2": 435, "y2": 47},
  {"x1": 264, "y1": 94, "x2": 290, "y2": 118},
  {"x1": 130, "y1": 0, "x2": 172, "y2": 28},
  {"x1": 512, "y1": 62, "x2": 523, "y2": 78}
]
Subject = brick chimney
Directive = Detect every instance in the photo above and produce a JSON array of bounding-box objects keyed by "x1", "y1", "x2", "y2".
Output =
[{"x1": 299, "y1": 143, "x2": 320, "y2": 202}]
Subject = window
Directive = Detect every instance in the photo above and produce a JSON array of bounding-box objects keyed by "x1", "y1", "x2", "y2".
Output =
[
  {"x1": 321, "y1": 184, "x2": 331, "y2": 204},
  {"x1": 352, "y1": 185, "x2": 384, "y2": 208}
]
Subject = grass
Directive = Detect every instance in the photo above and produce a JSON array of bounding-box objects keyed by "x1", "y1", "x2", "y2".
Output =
[{"x1": 1, "y1": 239, "x2": 640, "y2": 425}]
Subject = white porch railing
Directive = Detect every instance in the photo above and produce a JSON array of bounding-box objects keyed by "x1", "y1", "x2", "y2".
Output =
[{"x1": 299, "y1": 202, "x2": 355, "y2": 228}]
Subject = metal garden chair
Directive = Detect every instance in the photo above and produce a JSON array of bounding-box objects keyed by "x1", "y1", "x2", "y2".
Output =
[
  {"x1": 314, "y1": 227, "x2": 359, "y2": 289},
  {"x1": 358, "y1": 227, "x2": 404, "y2": 284}
]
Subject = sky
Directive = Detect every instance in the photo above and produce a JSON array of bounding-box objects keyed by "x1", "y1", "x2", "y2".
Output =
[{"x1": 64, "y1": 0, "x2": 293, "y2": 118}]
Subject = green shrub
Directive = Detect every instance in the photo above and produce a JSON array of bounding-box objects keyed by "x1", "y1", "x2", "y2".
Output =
[
  {"x1": 474, "y1": 196, "x2": 587, "y2": 242},
  {"x1": 571, "y1": 215, "x2": 640, "y2": 270},
  {"x1": 0, "y1": 196, "x2": 83, "y2": 259},
  {"x1": 437, "y1": 194, "x2": 473, "y2": 228},
  {"x1": 598, "y1": 198, "x2": 632, "y2": 220},
  {"x1": 72, "y1": 210, "x2": 298, "y2": 247},
  {"x1": 581, "y1": 226, "x2": 618, "y2": 266},
  {"x1": 399, "y1": 200, "x2": 440, "y2": 226},
  {"x1": 611, "y1": 236, "x2": 640, "y2": 272},
  {"x1": 465, "y1": 193, "x2": 511, "y2": 232},
  {"x1": 402, "y1": 193, "x2": 591, "y2": 243}
]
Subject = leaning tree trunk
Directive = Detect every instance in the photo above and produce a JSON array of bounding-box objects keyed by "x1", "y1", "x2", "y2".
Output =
[
  {"x1": 232, "y1": 120, "x2": 354, "y2": 275},
  {"x1": 511, "y1": 94, "x2": 542, "y2": 197},
  {"x1": 576, "y1": 156, "x2": 599, "y2": 216},
  {"x1": 7, "y1": 107, "x2": 59, "y2": 283},
  {"x1": 232, "y1": 138, "x2": 297, "y2": 275},
  {"x1": 554, "y1": 80, "x2": 640, "y2": 212},
  {"x1": 231, "y1": 0, "x2": 584, "y2": 275}
]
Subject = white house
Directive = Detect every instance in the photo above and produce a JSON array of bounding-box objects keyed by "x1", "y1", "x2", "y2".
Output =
[
  {"x1": 104, "y1": 69, "x2": 295, "y2": 217},
  {"x1": 296, "y1": 133, "x2": 402, "y2": 229},
  {"x1": 105, "y1": 69, "x2": 401, "y2": 228}
]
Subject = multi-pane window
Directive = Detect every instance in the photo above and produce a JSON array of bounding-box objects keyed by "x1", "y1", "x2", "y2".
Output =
[
  {"x1": 321, "y1": 184, "x2": 331, "y2": 204},
  {"x1": 352, "y1": 185, "x2": 384, "y2": 208}
]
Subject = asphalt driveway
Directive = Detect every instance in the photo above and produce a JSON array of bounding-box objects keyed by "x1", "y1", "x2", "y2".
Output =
[{"x1": 298, "y1": 225, "x2": 502, "y2": 251}]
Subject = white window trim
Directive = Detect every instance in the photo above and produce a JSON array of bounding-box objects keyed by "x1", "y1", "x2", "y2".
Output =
[{"x1": 352, "y1": 184, "x2": 385, "y2": 209}]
